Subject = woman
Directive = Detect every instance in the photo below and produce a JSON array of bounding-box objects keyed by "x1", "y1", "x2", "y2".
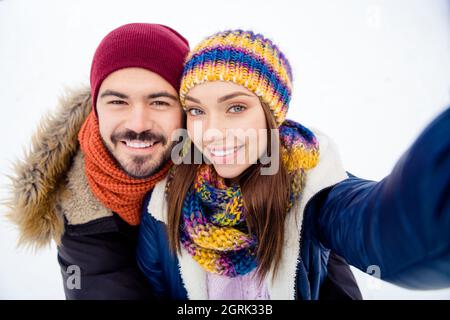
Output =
[{"x1": 137, "y1": 30, "x2": 450, "y2": 299}]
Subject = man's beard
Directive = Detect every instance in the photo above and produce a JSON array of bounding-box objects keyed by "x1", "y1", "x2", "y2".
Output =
[
  {"x1": 103, "y1": 129, "x2": 173, "y2": 179},
  {"x1": 117, "y1": 147, "x2": 172, "y2": 179}
]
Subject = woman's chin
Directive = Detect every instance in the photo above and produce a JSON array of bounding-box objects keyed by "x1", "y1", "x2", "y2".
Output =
[{"x1": 212, "y1": 163, "x2": 251, "y2": 179}]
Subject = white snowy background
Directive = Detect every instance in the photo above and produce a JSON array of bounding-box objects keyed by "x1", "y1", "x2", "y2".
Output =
[{"x1": 1, "y1": 0, "x2": 449, "y2": 299}]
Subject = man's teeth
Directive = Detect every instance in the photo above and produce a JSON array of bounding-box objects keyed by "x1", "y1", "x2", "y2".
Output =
[
  {"x1": 125, "y1": 141, "x2": 154, "y2": 148},
  {"x1": 209, "y1": 146, "x2": 240, "y2": 157}
]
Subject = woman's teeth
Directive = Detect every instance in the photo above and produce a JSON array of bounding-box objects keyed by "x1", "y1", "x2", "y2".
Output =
[{"x1": 209, "y1": 146, "x2": 241, "y2": 157}]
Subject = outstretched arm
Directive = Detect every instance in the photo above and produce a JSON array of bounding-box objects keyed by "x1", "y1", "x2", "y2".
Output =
[{"x1": 304, "y1": 107, "x2": 450, "y2": 289}]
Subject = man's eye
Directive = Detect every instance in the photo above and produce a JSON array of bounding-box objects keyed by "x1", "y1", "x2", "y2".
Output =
[
  {"x1": 108, "y1": 100, "x2": 126, "y2": 105},
  {"x1": 187, "y1": 108, "x2": 204, "y2": 116},
  {"x1": 228, "y1": 104, "x2": 246, "y2": 113},
  {"x1": 151, "y1": 101, "x2": 170, "y2": 107}
]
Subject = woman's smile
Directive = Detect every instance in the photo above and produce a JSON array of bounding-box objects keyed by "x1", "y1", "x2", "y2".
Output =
[{"x1": 206, "y1": 144, "x2": 245, "y2": 164}]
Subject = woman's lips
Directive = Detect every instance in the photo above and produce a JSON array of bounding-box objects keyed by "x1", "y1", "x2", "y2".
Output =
[{"x1": 207, "y1": 145, "x2": 244, "y2": 164}]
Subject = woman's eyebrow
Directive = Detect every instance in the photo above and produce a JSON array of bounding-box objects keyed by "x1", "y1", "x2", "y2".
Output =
[
  {"x1": 185, "y1": 92, "x2": 253, "y2": 105},
  {"x1": 185, "y1": 95, "x2": 201, "y2": 103},
  {"x1": 217, "y1": 92, "x2": 253, "y2": 103}
]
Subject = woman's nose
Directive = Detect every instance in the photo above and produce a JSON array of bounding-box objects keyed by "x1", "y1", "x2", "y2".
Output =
[{"x1": 202, "y1": 115, "x2": 227, "y2": 144}]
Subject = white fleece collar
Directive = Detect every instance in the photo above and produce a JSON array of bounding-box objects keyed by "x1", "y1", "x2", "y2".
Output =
[
  {"x1": 147, "y1": 128, "x2": 348, "y2": 300},
  {"x1": 148, "y1": 176, "x2": 208, "y2": 299}
]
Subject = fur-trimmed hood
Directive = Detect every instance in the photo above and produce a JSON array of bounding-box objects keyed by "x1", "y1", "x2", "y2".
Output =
[{"x1": 4, "y1": 87, "x2": 103, "y2": 248}]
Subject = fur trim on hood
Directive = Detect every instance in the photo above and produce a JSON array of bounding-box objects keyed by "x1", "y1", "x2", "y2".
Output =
[{"x1": 5, "y1": 87, "x2": 93, "y2": 249}]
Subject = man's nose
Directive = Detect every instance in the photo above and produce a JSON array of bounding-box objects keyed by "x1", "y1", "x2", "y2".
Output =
[{"x1": 124, "y1": 104, "x2": 153, "y2": 134}]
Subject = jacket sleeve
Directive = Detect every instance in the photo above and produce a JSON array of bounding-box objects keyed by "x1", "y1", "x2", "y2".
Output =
[
  {"x1": 304, "y1": 107, "x2": 450, "y2": 289},
  {"x1": 57, "y1": 215, "x2": 154, "y2": 300}
]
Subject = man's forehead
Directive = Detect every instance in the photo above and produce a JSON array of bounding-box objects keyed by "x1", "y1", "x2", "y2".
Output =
[{"x1": 99, "y1": 67, "x2": 178, "y2": 95}]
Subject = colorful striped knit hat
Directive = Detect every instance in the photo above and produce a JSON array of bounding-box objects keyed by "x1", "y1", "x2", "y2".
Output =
[{"x1": 180, "y1": 30, "x2": 293, "y2": 126}]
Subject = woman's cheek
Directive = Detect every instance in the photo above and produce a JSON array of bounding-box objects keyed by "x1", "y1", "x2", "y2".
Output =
[{"x1": 186, "y1": 120, "x2": 204, "y2": 152}]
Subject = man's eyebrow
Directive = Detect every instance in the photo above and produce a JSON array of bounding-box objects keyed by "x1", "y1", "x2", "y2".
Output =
[
  {"x1": 217, "y1": 92, "x2": 253, "y2": 103},
  {"x1": 100, "y1": 90, "x2": 128, "y2": 99},
  {"x1": 185, "y1": 95, "x2": 201, "y2": 104},
  {"x1": 147, "y1": 92, "x2": 178, "y2": 101}
]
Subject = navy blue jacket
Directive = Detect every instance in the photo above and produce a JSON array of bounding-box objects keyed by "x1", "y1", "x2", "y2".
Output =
[
  {"x1": 137, "y1": 192, "x2": 362, "y2": 300},
  {"x1": 137, "y1": 107, "x2": 450, "y2": 299},
  {"x1": 304, "y1": 107, "x2": 450, "y2": 290}
]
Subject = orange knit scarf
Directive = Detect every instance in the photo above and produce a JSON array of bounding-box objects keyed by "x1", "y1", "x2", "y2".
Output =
[{"x1": 78, "y1": 111, "x2": 171, "y2": 225}]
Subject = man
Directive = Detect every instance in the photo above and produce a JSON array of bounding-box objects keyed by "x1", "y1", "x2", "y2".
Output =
[
  {"x1": 7, "y1": 23, "x2": 361, "y2": 300},
  {"x1": 7, "y1": 23, "x2": 189, "y2": 299}
]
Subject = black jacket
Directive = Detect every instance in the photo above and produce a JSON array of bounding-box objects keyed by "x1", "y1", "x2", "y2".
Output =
[{"x1": 57, "y1": 214, "x2": 154, "y2": 299}]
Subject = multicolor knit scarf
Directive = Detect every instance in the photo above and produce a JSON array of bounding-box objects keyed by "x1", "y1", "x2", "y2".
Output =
[
  {"x1": 78, "y1": 111, "x2": 171, "y2": 225},
  {"x1": 180, "y1": 119, "x2": 320, "y2": 277}
]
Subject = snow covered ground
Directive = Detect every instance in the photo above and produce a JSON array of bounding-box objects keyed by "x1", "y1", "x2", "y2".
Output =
[{"x1": 1, "y1": 0, "x2": 449, "y2": 299}]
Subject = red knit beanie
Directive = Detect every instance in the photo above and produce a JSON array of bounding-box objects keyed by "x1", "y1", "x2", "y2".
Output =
[{"x1": 90, "y1": 23, "x2": 190, "y2": 110}]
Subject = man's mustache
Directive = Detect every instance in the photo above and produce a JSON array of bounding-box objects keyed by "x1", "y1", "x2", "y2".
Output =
[{"x1": 111, "y1": 129, "x2": 167, "y2": 145}]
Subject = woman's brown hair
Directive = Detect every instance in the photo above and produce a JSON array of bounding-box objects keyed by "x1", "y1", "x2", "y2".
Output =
[{"x1": 167, "y1": 102, "x2": 292, "y2": 281}]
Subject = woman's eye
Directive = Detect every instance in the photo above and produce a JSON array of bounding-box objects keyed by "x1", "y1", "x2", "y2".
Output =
[
  {"x1": 187, "y1": 108, "x2": 204, "y2": 116},
  {"x1": 228, "y1": 104, "x2": 246, "y2": 113}
]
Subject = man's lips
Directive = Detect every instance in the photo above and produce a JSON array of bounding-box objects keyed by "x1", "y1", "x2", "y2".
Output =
[
  {"x1": 121, "y1": 140, "x2": 157, "y2": 148},
  {"x1": 119, "y1": 139, "x2": 161, "y2": 152}
]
